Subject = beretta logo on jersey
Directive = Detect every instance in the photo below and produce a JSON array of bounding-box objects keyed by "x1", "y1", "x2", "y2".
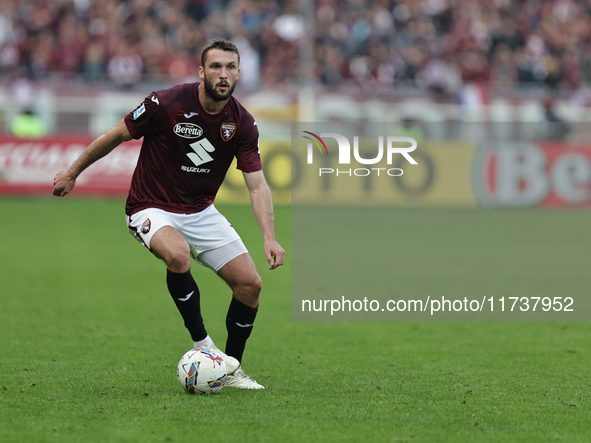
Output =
[
  {"x1": 174, "y1": 123, "x2": 203, "y2": 139},
  {"x1": 221, "y1": 122, "x2": 236, "y2": 141}
]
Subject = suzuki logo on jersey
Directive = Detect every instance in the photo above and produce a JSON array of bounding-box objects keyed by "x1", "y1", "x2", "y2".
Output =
[
  {"x1": 184, "y1": 138, "x2": 215, "y2": 171},
  {"x1": 181, "y1": 166, "x2": 210, "y2": 173},
  {"x1": 174, "y1": 123, "x2": 203, "y2": 139}
]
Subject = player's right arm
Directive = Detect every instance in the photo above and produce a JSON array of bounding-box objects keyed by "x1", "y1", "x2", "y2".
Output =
[{"x1": 52, "y1": 119, "x2": 132, "y2": 197}]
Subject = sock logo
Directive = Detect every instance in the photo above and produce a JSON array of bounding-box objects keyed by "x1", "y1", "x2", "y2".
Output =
[
  {"x1": 235, "y1": 322, "x2": 253, "y2": 328},
  {"x1": 178, "y1": 291, "x2": 194, "y2": 302}
]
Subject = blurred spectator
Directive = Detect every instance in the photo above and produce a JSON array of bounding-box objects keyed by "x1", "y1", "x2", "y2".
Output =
[
  {"x1": 489, "y1": 18, "x2": 524, "y2": 56},
  {"x1": 0, "y1": 0, "x2": 589, "y2": 96},
  {"x1": 398, "y1": 46, "x2": 427, "y2": 85},
  {"x1": 11, "y1": 108, "x2": 46, "y2": 138},
  {"x1": 232, "y1": 34, "x2": 260, "y2": 90},
  {"x1": 397, "y1": 118, "x2": 425, "y2": 144},
  {"x1": 541, "y1": 95, "x2": 571, "y2": 140},
  {"x1": 107, "y1": 40, "x2": 143, "y2": 88},
  {"x1": 419, "y1": 55, "x2": 461, "y2": 97},
  {"x1": 83, "y1": 39, "x2": 106, "y2": 82}
]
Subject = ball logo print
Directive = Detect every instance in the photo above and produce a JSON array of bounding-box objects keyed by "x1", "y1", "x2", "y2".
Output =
[
  {"x1": 200, "y1": 348, "x2": 225, "y2": 366},
  {"x1": 208, "y1": 377, "x2": 226, "y2": 389},
  {"x1": 186, "y1": 361, "x2": 198, "y2": 378},
  {"x1": 177, "y1": 347, "x2": 227, "y2": 394}
]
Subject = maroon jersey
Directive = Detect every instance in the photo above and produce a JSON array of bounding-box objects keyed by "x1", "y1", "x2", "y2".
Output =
[{"x1": 123, "y1": 83, "x2": 262, "y2": 215}]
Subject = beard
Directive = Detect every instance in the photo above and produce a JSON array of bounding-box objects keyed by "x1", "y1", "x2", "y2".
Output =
[{"x1": 203, "y1": 74, "x2": 236, "y2": 102}]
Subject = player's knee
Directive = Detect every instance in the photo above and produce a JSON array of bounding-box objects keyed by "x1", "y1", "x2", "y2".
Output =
[
  {"x1": 166, "y1": 249, "x2": 191, "y2": 273},
  {"x1": 250, "y1": 274, "x2": 262, "y2": 297},
  {"x1": 239, "y1": 274, "x2": 262, "y2": 303}
]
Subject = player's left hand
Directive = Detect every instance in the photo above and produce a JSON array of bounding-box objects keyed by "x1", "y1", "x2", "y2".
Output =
[
  {"x1": 52, "y1": 170, "x2": 77, "y2": 197},
  {"x1": 264, "y1": 240, "x2": 285, "y2": 270}
]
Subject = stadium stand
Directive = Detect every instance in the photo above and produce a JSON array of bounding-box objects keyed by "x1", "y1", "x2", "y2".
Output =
[{"x1": 0, "y1": 0, "x2": 589, "y2": 95}]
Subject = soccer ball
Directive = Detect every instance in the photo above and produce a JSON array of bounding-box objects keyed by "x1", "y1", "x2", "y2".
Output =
[{"x1": 177, "y1": 347, "x2": 227, "y2": 394}]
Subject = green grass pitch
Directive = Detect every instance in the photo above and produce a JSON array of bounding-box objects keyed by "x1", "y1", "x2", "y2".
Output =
[{"x1": 1, "y1": 198, "x2": 590, "y2": 442}]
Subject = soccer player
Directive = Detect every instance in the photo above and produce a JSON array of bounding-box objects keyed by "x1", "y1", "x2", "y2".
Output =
[{"x1": 52, "y1": 39, "x2": 285, "y2": 389}]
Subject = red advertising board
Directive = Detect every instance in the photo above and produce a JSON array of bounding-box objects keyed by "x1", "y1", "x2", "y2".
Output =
[
  {"x1": 3, "y1": 135, "x2": 590, "y2": 208},
  {"x1": 0, "y1": 135, "x2": 141, "y2": 197},
  {"x1": 475, "y1": 141, "x2": 591, "y2": 208}
]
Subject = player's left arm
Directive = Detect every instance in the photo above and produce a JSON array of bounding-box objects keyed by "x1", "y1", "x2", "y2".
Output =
[{"x1": 243, "y1": 170, "x2": 285, "y2": 270}]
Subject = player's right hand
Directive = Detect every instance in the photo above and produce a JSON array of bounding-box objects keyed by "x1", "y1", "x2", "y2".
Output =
[
  {"x1": 264, "y1": 239, "x2": 286, "y2": 270},
  {"x1": 52, "y1": 170, "x2": 76, "y2": 197}
]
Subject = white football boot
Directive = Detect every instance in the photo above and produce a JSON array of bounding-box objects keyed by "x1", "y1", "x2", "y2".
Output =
[
  {"x1": 198, "y1": 341, "x2": 240, "y2": 376},
  {"x1": 225, "y1": 368, "x2": 265, "y2": 390}
]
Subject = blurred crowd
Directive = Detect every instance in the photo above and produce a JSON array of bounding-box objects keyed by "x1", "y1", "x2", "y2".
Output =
[
  {"x1": 0, "y1": 0, "x2": 590, "y2": 95},
  {"x1": 316, "y1": 0, "x2": 591, "y2": 96}
]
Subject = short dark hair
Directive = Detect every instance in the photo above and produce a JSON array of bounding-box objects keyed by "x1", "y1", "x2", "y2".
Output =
[{"x1": 201, "y1": 39, "x2": 240, "y2": 67}]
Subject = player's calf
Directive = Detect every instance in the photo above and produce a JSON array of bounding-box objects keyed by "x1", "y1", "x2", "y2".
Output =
[
  {"x1": 225, "y1": 296, "x2": 258, "y2": 363},
  {"x1": 167, "y1": 269, "x2": 207, "y2": 342},
  {"x1": 217, "y1": 254, "x2": 261, "y2": 362}
]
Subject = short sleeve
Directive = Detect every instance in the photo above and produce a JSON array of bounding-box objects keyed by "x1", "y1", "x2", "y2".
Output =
[
  {"x1": 124, "y1": 92, "x2": 166, "y2": 139},
  {"x1": 236, "y1": 119, "x2": 262, "y2": 172}
]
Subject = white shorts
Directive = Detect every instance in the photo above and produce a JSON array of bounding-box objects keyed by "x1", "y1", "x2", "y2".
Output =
[{"x1": 126, "y1": 205, "x2": 248, "y2": 272}]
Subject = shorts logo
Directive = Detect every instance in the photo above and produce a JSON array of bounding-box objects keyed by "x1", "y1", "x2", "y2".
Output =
[
  {"x1": 221, "y1": 122, "x2": 236, "y2": 141},
  {"x1": 141, "y1": 218, "x2": 151, "y2": 234},
  {"x1": 133, "y1": 104, "x2": 145, "y2": 120},
  {"x1": 174, "y1": 123, "x2": 203, "y2": 139}
]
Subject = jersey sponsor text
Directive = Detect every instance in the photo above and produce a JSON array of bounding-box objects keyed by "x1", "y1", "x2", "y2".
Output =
[
  {"x1": 181, "y1": 166, "x2": 211, "y2": 173},
  {"x1": 174, "y1": 123, "x2": 203, "y2": 139}
]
